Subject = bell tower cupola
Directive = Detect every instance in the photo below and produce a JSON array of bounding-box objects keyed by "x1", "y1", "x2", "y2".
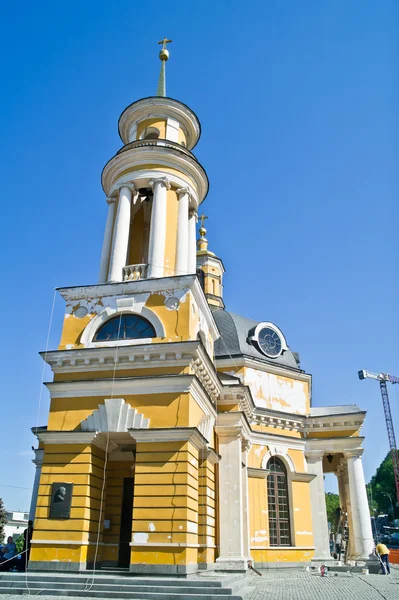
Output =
[
  {"x1": 196, "y1": 215, "x2": 225, "y2": 308},
  {"x1": 99, "y1": 41, "x2": 208, "y2": 284}
]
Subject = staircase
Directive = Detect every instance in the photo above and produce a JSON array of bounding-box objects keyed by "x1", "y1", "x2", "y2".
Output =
[{"x1": 0, "y1": 571, "x2": 249, "y2": 599}]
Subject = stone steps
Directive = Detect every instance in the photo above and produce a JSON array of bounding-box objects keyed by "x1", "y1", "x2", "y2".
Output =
[{"x1": 0, "y1": 572, "x2": 249, "y2": 600}]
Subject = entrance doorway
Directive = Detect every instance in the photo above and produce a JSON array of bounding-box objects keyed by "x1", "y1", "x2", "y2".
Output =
[{"x1": 118, "y1": 477, "x2": 134, "y2": 568}]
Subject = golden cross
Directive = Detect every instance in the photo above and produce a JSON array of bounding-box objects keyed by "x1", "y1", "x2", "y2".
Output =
[
  {"x1": 158, "y1": 37, "x2": 172, "y2": 49},
  {"x1": 199, "y1": 214, "x2": 208, "y2": 228}
]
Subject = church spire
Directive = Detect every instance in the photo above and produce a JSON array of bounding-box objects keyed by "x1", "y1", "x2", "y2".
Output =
[
  {"x1": 156, "y1": 37, "x2": 172, "y2": 97},
  {"x1": 197, "y1": 214, "x2": 209, "y2": 253}
]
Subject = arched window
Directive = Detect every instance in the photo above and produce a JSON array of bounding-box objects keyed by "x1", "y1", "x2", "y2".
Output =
[
  {"x1": 94, "y1": 314, "x2": 156, "y2": 342},
  {"x1": 143, "y1": 127, "x2": 160, "y2": 140},
  {"x1": 267, "y1": 457, "x2": 291, "y2": 546}
]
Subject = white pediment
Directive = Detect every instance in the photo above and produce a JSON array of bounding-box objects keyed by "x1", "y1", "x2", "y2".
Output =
[{"x1": 80, "y1": 398, "x2": 149, "y2": 432}]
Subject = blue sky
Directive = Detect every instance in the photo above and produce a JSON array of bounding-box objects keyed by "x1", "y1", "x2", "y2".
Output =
[{"x1": 0, "y1": 1, "x2": 397, "y2": 509}]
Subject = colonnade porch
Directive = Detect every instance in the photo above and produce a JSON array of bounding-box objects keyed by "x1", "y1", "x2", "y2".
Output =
[{"x1": 28, "y1": 428, "x2": 218, "y2": 574}]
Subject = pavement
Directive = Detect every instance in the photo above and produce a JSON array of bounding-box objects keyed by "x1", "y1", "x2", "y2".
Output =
[
  {"x1": 246, "y1": 565, "x2": 399, "y2": 599},
  {"x1": 0, "y1": 566, "x2": 397, "y2": 599}
]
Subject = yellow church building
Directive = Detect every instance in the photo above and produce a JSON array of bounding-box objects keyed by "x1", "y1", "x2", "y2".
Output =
[{"x1": 28, "y1": 42, "x2": 374, "y2": 574}]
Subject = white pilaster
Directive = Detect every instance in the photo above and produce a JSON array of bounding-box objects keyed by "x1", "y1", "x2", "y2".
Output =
[
  {"x1": 107, "y1": 184, "x2": 134, "y2": 283},
  {"x1": 215, "y1": 429, "x2": 247, "y2": 570},
  {"x1": 188, "y1": 209, "x2": 197, "y2": 274},
  {"x1": 242, "y1": 440, "x2": 251, "y2": 560},
  {"x1": 29, "y1": 449, "x2": 44, "y2": 523},
  {"x1": 344, "y1": 450, "x2": 374, "y2": 560},
  {"x1": 305, "y1": 450, "x2": 332, "y2": 561},
  {"x1": 175, "y1": 188, "x2": 190, "y2": 276},
  {"x1": 98, "y1": 197, "x2": 116, "y2": 283},
  {"x1": 147, "y1": 177, "x2": 170, "y2": 278}
]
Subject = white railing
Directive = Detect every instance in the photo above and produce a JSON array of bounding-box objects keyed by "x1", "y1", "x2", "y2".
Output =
[{"x1": 123, "y1": 264, "x2": 148, "y2": 281}]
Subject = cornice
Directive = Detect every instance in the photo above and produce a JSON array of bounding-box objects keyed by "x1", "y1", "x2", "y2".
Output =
[
  {"x1": 101, "y1": 147, "x2": 208, "y2": 202},
  {"x1": 305, "y1": 436, "x2": 364, "y2": 454},
  {"x1": 253, "y1": 412, "x2": 304, "y2": 433},
  {"x1": 303, "y1": 412, "x2": 366, "y2": 434},
  {"x1": 58, "y1": 274, "x2": 197, "y2": 302},
  {"x1": 45, "y1": 374, "x2": 218, "y2": 419},
  {"x1": 215, "y1": 411, "x2": 252, "y2": 441},
  {"x1": 291, "y1": 472, "x2": 317, "y2": 482},
  {"x1": 249, "y1": 430, "x2": 306, "y2": 450},
  {"x1": 118, "y1": 96, "x2": 201, "y2": 149},
  {"x1": 130, "y1": 427, "x2": 207, "y2": 451},
  {"x1": 215, "y1": 356, "x2": 311, "y2": 382},
  {"x1": 248, "y1": 467, "x2": 269, "y2": 479},
  {"x1": 43, "y1": 342, "x2": 221, "y2": 407},
  {"x1": 200, "y1": 448, "x2": 220, "y2": 464}
]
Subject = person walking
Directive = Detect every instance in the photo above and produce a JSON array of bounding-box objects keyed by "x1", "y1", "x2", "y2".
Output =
[{"x1": 376, "y1": 542, "x2": 390, "y2": 574}]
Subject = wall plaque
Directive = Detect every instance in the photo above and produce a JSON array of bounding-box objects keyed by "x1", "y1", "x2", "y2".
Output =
[{"x1": 49, "y1": 483, "x2": 73, "y2": 519}]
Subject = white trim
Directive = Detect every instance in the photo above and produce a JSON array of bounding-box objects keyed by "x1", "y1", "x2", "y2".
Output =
[
  {"x1": 261, "y1": 449, "x2": 296, "y2": 473},
  {"x1": 58, "y1": 276, "x2": 219, "y2": 344},
  {"x1": 250, "y1": 431, "x2": 306, "y2": 451},
  {"x1": 130, "y1": 427, "x2": 207, "y2": 450},
  {"x1": 31, "y1": 540, "x2": 119, "y2": 546},
  {"x1": 36, "y1": 432, "x2": 97, "y2": 445},
  {"x1": 42, "y1": 341, "x2": 222, "y2": 406},
  {"x1": 215, "y1": 356, "x2": 312, "y2": 384},
  {"x1": 118, "y1": 97, "x2": 200, "y2": 149},
  {"x1": 248, "y1": 467, "x2": 269, "y2": 479},
  {"x1": 250, "y1": 546, "x2": 315, "y2": 550},
  {"x1": 80, "y1": 306, "x2": 165, "y2": 348},
  {"x1": 305, "y1": 437, "x2": 364, "y2": 454},
  {"x1": 129, "y1": 542, "x2": 201, "y2": 548},
  {"x1": 102, "y1": 150, "x2": 207, "y2": 203},
  {"x1": 45, "y1": 375, "x2": 217, "y2": 418}
]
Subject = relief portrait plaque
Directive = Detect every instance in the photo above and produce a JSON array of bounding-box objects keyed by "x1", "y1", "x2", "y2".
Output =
[{"x1": 49, "y1": 482, "x2": 73, "y2": 519}]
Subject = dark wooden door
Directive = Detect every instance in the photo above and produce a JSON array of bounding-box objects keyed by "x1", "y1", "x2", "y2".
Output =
[{"x1": 118, "y1": 477, "x2": 134, "y2": 568}]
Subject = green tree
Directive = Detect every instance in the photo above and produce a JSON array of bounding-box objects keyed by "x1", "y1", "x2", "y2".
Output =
[
  {"x1": 0, "y1": 498, "x2": 6, "y2": 543},
  {"x1": 368, "y1": 450, "x2": 398, "y2": 519},
  {"x1": 325, "y1": 492, "x2": 340, "y2": 533},
  {"x1": 15, "y1": 533, "x2": 25, "y2": 553}
]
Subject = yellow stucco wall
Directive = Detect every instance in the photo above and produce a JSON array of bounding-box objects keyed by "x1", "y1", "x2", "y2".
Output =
[
  {"x1": 59, "y1": 289, "x2": 197, "y2": 350},
  {"x1": 136, "y1": 118, "x2": 167, "y2": 140},
  {"x1": 48, "y1": 393, "x2": 205, "y2": 431},
  {"x1": 164, "y1": 189, "x2": 178, "y2": 277},
  {"x1": 130, "y1": 441, "x2": 200, "y2": 567},
  {"x1": 31, "y1": 443, "x2": 105, "y2": 566}
]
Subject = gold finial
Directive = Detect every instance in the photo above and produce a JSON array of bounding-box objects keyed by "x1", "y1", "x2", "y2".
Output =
[
  {"x1": 199, "y1": 213, "x2": 208, "y2": 234},
  {"x1": 158, "y1": 37, "x2": 172, "y2": 61}
]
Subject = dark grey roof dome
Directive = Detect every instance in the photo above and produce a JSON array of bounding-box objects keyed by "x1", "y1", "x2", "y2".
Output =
[{"x1": 212, "y1": 308, "x2": 300, "y2": 371}]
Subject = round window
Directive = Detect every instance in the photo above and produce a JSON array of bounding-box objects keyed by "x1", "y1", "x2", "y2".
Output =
[{"x1": 257, "y1": 327, "x2": 282, "y2": 358}]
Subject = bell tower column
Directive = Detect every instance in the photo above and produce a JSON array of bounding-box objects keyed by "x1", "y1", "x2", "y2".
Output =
[
  {"x1": 175, "y1": 187, "x2": 190, "y2": 275},
  {"x1": 98, "y1": 197, "x2": 116, "y2": 283},
  {"x1": 107, "y1": 183, "x2": 135, "y2": 283},
  {"x1": 148, "y1": 177, "x2": 170, "y2": 278},
  {"x1": 188, "y1": 209, "x2": 197, "y2": 274}
]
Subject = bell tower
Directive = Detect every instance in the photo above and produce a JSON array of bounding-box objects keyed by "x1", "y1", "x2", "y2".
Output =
[{"x1": 99, "y1": 40, "x2": 208, "y2": 284}]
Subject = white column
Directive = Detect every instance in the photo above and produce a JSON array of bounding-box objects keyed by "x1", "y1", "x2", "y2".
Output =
[
  {"x1": 242, "y1": 441, "x2": 251, "y2": 560},
  {"x1": 342, "y1": 460, "x2": 355, "y2": 558},
  {"x1": 345, "y1": 450, "x2": 374, "y2": 560},
  {"x1": 187, "y1": 209, "x2": 197, "y2": 274},
  {"x1": 147, "y1": 177, "x2": 170, "y2": 278},
  {"x1": 175, "y1": 187, "x2": 190, "y2": 275},
  {"x1": 29, "y1": 449, "x2": 44, "y2": 523},
  {"x1": 107, "y1": 183, "x2": 134, "y2": 283},
  {"x1": 305, "y1": 450, "x2": 332, "y2": 560},
  {"x1": 98, "y1": 197, "x2": 116, "y2": 283},
  {"x1": 215, "y1": 431, "x2": 247, "y2": 570}
]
